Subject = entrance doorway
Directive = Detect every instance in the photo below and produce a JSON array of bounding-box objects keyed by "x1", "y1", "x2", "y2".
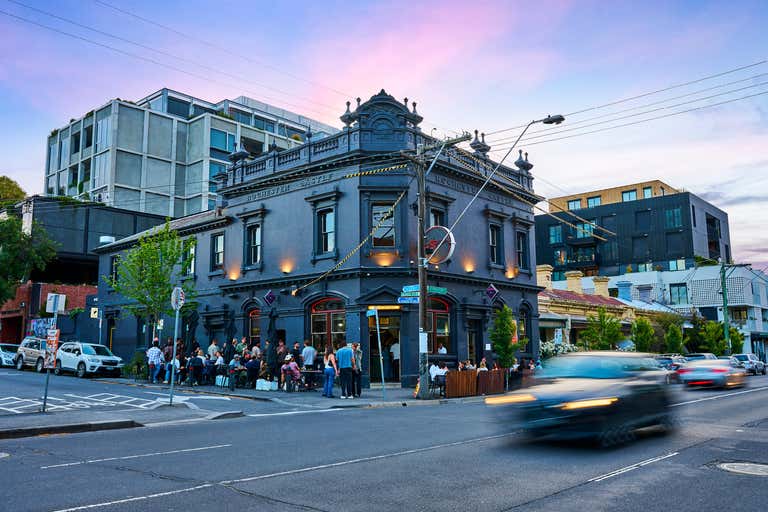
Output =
[
  {"x1": 369, "y1": 314, "x2": 400, "y2": 383},
  {"x1": 467, "y1": 319, "x2": 483, "y2": 364}
]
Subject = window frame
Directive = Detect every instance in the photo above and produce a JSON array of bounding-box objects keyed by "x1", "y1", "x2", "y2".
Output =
[
  {"x1": 643, "y1": 186, "x2": 652, "y2": 199},
  {"x1": 182, "y1": 238, "x2": 196, "y2": 277},
  {"x1": 488, "y1": 223, "x2": 503, "y2": 267},
  {"x1": 426, "y1": 297, "x2": 451, "y2": 354},
  {"x1": 549, "y1": 225, "x2": 562, "y2": 244},
  {"x1": 669, "y1": 283, "x2": 688, "y2": 305},
  {"x1": 210, "y1": 232, "x2": 225, "y2": 273},
  {"x1": 567, "y1": 199, "x2": 582, "y2": 210},
  {"x1": 516, "y1": 229, "x2": 530, "y2": 270},
  {"x1": 310, "y1": 298, "x2": 346, "y2": 351},
  {"x1": 317, "y1": 208, "x2": 336, "y2": 255},
  {"x1": 239, "y1": 207, "x2": 267, "y2": 273},
  {"x1": 587, "y1": 196, "x2": 601, "y2": 208},
  {"x1": 371, "y1": 202, "x2": 397, "y2": 249},
  {"x1": 665, "y1": 207, "x2": 683, "y2": 229},
  {"x1": 622, "y1": 190, "x2": 637, "y2": 202},
  {"x1": 246, "y1": 224, "x2": 262, "y2": 267},
  {"x1": 306, "y1": 190, "x2": 341, "y2": 263}
]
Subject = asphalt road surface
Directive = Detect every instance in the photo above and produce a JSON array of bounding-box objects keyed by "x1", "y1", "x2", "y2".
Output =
[{"x1": 1, "y1": 374, "x2": 768, "y2": 511}]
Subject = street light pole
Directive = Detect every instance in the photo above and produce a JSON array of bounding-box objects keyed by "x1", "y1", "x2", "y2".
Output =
[{"x1": 721, "y1": 261, "x2": 731, "y2": 354}]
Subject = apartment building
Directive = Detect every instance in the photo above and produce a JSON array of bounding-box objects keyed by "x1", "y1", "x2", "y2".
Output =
[{"x1": 43, "y1": 88, "x2": 339, "y2": 217}]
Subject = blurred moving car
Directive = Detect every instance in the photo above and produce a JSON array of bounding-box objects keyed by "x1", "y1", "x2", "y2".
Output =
[
  {"x1": 14, "y1": 336, "x2": 47, "y2": 372},
  {"x1": 677, "y1": 359, "x2": 747, "y2": 389},
  {"x1": 732, "y1": 354, "x2": 766, "y2": 375},
  {"x1": 54, "y1": 341, "x2": 123, "y2": 378},
  {"x1": 654, "y1": 355, "x2": 687, "y2": 383},
  {"x1": 0, "y1": 344, "x2": 19, "y2": 367},
  {"x1": 685, "y1": 353, "x2": 717, "y2": 361},
  {"x1": 485, "y1": 352, "x2": 672, "y2": 446}
]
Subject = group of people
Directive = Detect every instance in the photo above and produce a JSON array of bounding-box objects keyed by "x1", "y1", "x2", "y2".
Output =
[{"x1": 145, "y1": 336, "x2": 364, "y2": 398}]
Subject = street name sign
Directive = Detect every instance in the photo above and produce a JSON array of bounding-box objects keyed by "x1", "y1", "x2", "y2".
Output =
[
  {"x1": 397, "y1": 297, "x2": 419, "y2": 304},
  {"x1": 401, "y1": 285, "x2": 447, "y2": 295},
  {"x1": 402, "y1": 285, "x2": 419, "y2": 293}
]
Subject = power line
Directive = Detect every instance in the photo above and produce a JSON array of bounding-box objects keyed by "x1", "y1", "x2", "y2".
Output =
[
  {"x1": 491, "y1": 80, "x2": 768, "y2": 147},
  {"x1": 92, "y1": 0, "x2": 350, "y2": 99},
  {"x1": 6, "y1": 0, "x2": 342, "y2": 115},
  {"x1": 484, "y1": 59, "x2": 767, "y2": 137},
  {"x1": 0, "y1": 8, "x2": 337, "y2": 119},
  {"x1": 488, "y1": 89, "x2": 768, "y2": 151},
  {"x1": 486, "y1": 72, "x2": 768, "y2": 145}
]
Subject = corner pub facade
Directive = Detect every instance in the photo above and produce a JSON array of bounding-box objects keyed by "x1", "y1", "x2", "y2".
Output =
[{"x1": 96, "y1": 90, "x2": 544, "y2": 387}]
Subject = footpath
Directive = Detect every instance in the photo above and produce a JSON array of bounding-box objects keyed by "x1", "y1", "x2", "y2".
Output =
[{"x1": 98, "y1": 377, "x2": 486, "y2": 410}]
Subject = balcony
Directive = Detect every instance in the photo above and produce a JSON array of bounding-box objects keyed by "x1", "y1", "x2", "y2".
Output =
[{"x1": 566, "y1": 235, "x2": 598, "y2": 247}]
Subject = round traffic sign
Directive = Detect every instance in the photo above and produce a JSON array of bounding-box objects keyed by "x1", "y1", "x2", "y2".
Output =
[
  {"x1": 424, "y1": 226, "x2": 455, "y2": 264},
  {"x1": 171, "y1": 287, "x2": 186, "y2": 311}
]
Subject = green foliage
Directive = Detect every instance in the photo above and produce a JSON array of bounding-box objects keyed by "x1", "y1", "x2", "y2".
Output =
[
  {"x1": 699, "y1": 320, "x2": 730, "y2": 356},
  {"x1": 664, "y1": 324, "x2": 684, "y2": 354},
  {"x1": 683, "y1": 312, "x2": 707, "y2": 353},
  {"x1": 125, "y1": 351, "x2": 147, "y2": 379},
  {"x1": 729, "y1": 327, "x2": 744, "y2": 354},
  {"x1": 108, "y1": 221, "x2": 197, "y2": 335},
  {"x1": 631, "y1": 317, "x2": 656, "y2": 352},
  {"x1": 489, "y1": 305, "x2": 522, "y2": 368},
  {"x1": 68, "y1": 307, "x2": 85, "y2": 320},
  {"x1": 580, "y1": 307, "x2": 624, "y2": 350},
  {"x1": 0, "y1": 217, "x2": 57, "y2": 304},
  {"x1": 694, "y1": 255, "x2": 718, "y2": 267},
  {"x1": 0, "y1": 176, "x2": 26, "y2": 202}
]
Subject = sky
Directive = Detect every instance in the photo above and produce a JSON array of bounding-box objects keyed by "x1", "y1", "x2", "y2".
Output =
[{"x1": 1, "y1": 0, "x2": 766, "y2": 267}]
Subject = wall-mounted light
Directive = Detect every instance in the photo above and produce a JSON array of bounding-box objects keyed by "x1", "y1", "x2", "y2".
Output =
[
  {"x1": 463, "y1": 260, "x2": 475, "y2": 273},
  {"x1": 228, "y1": 270, "x2": 239, "y2": 281},
  {"x1": 506, "y1": 266, "x2": 519, "y2": 279},
  {"x1": 371, "y1": 252, "x2": 396, "y2": 267},
  {"x1": 280, "y1": 260, "x2": 294, "y2": 274}
]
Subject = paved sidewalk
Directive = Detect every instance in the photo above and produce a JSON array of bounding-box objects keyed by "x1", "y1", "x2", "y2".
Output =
[
  {"x1": 97, "y1": 377, "x2": 486, "y2": 409},
  {"x1": 0, "y1": 404, "x2": 242, "y2": 439}
]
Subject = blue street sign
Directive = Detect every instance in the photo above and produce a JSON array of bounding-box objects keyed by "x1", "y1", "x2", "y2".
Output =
[
  {"x1": 400, "y1": 291, "x2": 420, "y2": 297},
  {"x1": 366, "y1": 310, "x2": 377, "y2": 317},
  {"x1": 402, "y1": 284, "x2": 419, "y2": 293},
  {"x1": 397, "y1": 296, "x2": 419, "y2": 304}
]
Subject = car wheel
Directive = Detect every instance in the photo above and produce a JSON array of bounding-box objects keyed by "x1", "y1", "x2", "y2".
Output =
[
  {"x1": 599, "y1": 422, "x2": 636, "y2": 448},
  {"x1": 54, "y1": 361, "x2": 62, "y2": 376},
  {"x1": 15, "y1": 357, "x2": 24, "y2": 371},
  {"x1": 76, "y1": 362, "x2": 87, "y2": 378},
  {"x1": 658, "y1": 413, "x2": 678, "y2": 434},
  {"x1": 35, "y1": 358, "x2": 44, "y2": 373}
]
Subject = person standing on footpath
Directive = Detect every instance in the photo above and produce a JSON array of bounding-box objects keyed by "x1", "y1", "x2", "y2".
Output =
[
  {"x1": 222, "y1": 339, "x2": 235, "y2": 366},
  {"x1": 336, "y1": 341, "x2": 355, "y2": 399},
  {"x1": 207, "y1": 338, "x2": 219, "y2": 359},
  {"x1": 322, "y1": 346, "x2": 338, "y2": 398},
  {"x1": 351, "y1": 342, "x2": 363, "y2": 398}
]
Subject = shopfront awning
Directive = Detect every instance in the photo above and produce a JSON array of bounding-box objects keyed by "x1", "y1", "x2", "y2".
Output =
[{"x1": 539, "y1": 312, "x2": 567, "y2": 328}]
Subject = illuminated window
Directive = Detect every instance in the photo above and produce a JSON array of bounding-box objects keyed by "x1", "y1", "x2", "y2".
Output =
[{"x1": 311, "y1": 298, "x2": 346, "y2": 350}]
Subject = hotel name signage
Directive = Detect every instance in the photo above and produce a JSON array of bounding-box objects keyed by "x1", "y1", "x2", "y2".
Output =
[{"x1": 231, "y1": 171, "x2": 341, "y2": 206}]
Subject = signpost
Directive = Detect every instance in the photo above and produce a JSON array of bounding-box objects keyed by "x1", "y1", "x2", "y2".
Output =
[
  {"x1": 366, "y1": 309, "x2": 386, "y2": 400},
  {"x1": 169, "y1": 287, "x2": 185, "y2": 406},
  {"x1": 42, "y1": 293, "x2": 64, "y2": 413}
]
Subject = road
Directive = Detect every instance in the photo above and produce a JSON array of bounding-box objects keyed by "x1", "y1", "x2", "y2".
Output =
[{"x1": 1, "y1": 373, "x2": 767, "y2": 511}]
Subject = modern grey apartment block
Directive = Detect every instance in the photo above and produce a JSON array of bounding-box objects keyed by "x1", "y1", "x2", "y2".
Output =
[{"x1": 43, "y1": 88, "x2": 339, "y2": 217}]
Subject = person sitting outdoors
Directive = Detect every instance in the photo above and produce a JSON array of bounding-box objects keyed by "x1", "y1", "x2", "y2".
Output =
[
  {"x1": 477, "y1": 358, "x2": 488, "y2": 372},
  {"x1": 188, "y1": 348, "x2": 205, "y2": 386},
  {"x1": 433, "y1": 362, "x2": 448, "y2": 397},
  {"x1": 280, "y1": 354, "x2": 301, "y2": 391},
  {"x1": 465, "y1": 359, "x2": 476, "y2": 370},
  {"x1": 228, "y1": 355, "x2": 243, "y2": 391},
  {"x1": 457, "y1": 360, "x2": 466, "y2": 371},
  {"x1": 245, "y1": 355, "x2": 260, "y2": 388},
  {"x1": 202, "y1": 354, "x2": 216, "y2": 385},
  {"x1": 429, "y1": 362, "x2": 440, "y2": 381}
]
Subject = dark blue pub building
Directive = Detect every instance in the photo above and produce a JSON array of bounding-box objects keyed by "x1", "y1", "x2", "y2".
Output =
[{"x1": 96, "y1": 90, "x2": 544, "y2": 386}]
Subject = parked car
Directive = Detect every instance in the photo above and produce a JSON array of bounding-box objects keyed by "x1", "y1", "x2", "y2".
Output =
[
  {"x1": 732, "y1": 354, "x2": 767, "y2": 375},
  {"x1": 677, "y1": 359, "x2": 747, "y2": 389},
  {"x1": 54, "y1": 342, "x2": 124, "y2": 378},
  {"x1": 485, "y1": 352, "x2": 673, "y2": 446},
  {"x1": 14, "y1": 336, "x2": 47, "y2": 372},
  {"x1": 654, "y1": 355, "x2": 687, "y2": 383},
  {"x1": 0, "y1": 344, "x2": 19, "y2": 367},
  {"x1": 684, "y1": 353, "x2": 718, "y2": 361}
]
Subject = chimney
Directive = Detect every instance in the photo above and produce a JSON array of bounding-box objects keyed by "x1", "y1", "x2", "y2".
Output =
[
  {"x1": 616, "y1": 281, "x2": 633, "y2": 301},
  {"x1": 637, "y1": 284, "x2": 653, "y2": 303},
  {"x1": 565, "y1": 270, "x2": 584, "y2": 294},
  {"x1": 536, "y1": 264, "x2": 554, "y2": 290},
  {"x1": 593, "y1": 276, "x2": 610, "y2": 298}
]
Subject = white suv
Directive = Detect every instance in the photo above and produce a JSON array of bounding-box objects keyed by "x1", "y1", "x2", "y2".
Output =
[{"x1": 55, "y1": 342, "x2": 124, "y2": 378}]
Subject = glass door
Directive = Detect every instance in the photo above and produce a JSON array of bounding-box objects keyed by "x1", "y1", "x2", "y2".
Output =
[{"x1": 368, "y1": 314, "x2": 400, "y2": 383}]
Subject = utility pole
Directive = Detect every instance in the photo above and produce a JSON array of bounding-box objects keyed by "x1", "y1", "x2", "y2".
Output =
[
  {"x1": 720, "y1": 260, "x2": 730, "y2": 354},
  {"x1": 402, "y1": 134, "x2": 471, "y2": 399}
]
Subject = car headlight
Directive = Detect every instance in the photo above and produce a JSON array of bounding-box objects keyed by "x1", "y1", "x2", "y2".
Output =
[
  {"x1": 88, "y1": 357, "x2": 100, "y2": 363},
  {"x1": 559, "y1": 397, "x2": 619, "y2": 410},
  {"x1": 485, "y1": 393, "x2": 537, "y2": 405}
]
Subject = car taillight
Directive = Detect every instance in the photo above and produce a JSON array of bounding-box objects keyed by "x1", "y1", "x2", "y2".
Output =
[
  {"x1": 677, "y1": 368, "x2": 691, "y2": 374},
  {"x1": 711, "y1": 368, "x2": 728, "y2": 373}
]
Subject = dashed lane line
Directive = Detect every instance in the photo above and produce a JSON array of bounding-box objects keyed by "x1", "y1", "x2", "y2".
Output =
[
  {"x1": 41, "y1": 444, "x2": 232, "y2": 469},
  {"x1": 588, "y1": 452, "x2": 679, "y2": 482}
]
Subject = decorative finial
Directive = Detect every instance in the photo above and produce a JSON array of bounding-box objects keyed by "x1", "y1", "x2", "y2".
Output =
[
  {"x1": 344, "y1": 101, "x2": 351, "y2": 113},
  {"x1": 412, "y1": 101, "x2": 418, "y2": 114},
  {"x1": 481, "y1": 133, "x2": 486, "y2": 143},
  {"x1": 356, "y1": 97, "x2": 361, "y2": 108},
  {"x1": 404, "y1": 97, "x2": 408, "y2": 106}
]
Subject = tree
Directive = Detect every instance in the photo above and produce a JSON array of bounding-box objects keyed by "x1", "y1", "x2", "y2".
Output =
[
  {"x1": 0, "y1": 216, "x2": 56, "y2": 304},
  {"x1": 489, "y1": 305, "x2": 522, "y2": 368},
  {"x1": 631, "y1": 317, "x2": 656, "y2": 352},
  {"x1": 0, "y1": 176, "x2": 26, "y2": 204},
  {"x1": 664, "y1": 324, "x2": 684, "y2": 354},
  {"x1": 109, "y1": 221, "x2": 196, "y2": 339},
  {"x1": 683, "y1": 312, "x2": 707, "y2": 353},
  {"x1": 697, "y1": 322, "x2": 743, "y2": 355},
  {"x1": 580, "y1": 307, "x2": 624, "y2": 350}
]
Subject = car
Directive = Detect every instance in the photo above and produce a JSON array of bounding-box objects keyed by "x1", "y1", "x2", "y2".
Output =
[
  {"x1": 732, "y1": 354, "x2": 767, "y2": 375},
  {"x1": 0, "y1": 344, "x2": 19, "y2": 367},
  {"x1": 54, "y1": 342, "x2": 124, "y2": 378},
  {"x1": 14, "y1": 336, "x2": 47, "y2": 372},
  {"x1": 654, "y1": 355, "x2": 687, "y2": 383},
  {"x1": 677, "y1": 359, "x2": 747, "y2": 389},
  {"x1": 485, "y1": 351, "x2": 673, "y2": 446},
  {"x1": 685, "y1": 353, "x2": 718, "y2": 361}
]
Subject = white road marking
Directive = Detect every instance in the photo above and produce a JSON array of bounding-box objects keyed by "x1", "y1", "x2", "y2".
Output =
[
  {"x1": 51, "y1": 484, "x2": 214, "y2": 512},
  {"x1": 52, "y1": 432, "x2": 515, "y2": 511},
  {"x1": 670, "y1": 386, "x2": 768, "y2": 407},
  {"x1": 588, "y1": 452, "x2": 679, "y2": 482},
  {"x1": 246, "y1": 408, "x2": 342, "y2": 417},
  {"x1": 41, "y1": 444, "x2": 231, "y2": 469},
  {"x1": 222, "y1": 432, "x2": 514, "y2": 484},
  {"x1": 145, "y1": 391, "x2": 231, "y2": 401}
]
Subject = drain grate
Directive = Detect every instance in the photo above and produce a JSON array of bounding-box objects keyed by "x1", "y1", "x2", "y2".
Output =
[{"x1": 718, "y1": 462, "x2": 768, "y2": 476}]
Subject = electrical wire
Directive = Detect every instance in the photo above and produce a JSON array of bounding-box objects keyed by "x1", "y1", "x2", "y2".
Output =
[
  {"x1": 484, "y1": 59, "x2": 767, "y2": 137},
  {"x1": 489, "y1": 89, "x2": 768, "y2": 151},
  {"x1": 0, "y1": 8, "x2": 338, "y2": 119}
]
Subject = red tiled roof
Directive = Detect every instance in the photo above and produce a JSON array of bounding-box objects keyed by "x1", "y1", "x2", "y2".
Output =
[{"x1": 541, "y1": 289, "x2": 625, "y2": 307}]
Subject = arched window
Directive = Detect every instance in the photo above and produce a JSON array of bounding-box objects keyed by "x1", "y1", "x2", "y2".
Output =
[
  {"x1": 518, "y1": 305, "x2": 532, "y2": 353},
  {"x1": 248, "y1": 309, "x2": 261, "y2": 346},
  {"x1": 311, "y1": 298, "x2": 346, "y2": 350},
  {"x1": 427, "y1": 297, "x2": 451, "y2": 353}
]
